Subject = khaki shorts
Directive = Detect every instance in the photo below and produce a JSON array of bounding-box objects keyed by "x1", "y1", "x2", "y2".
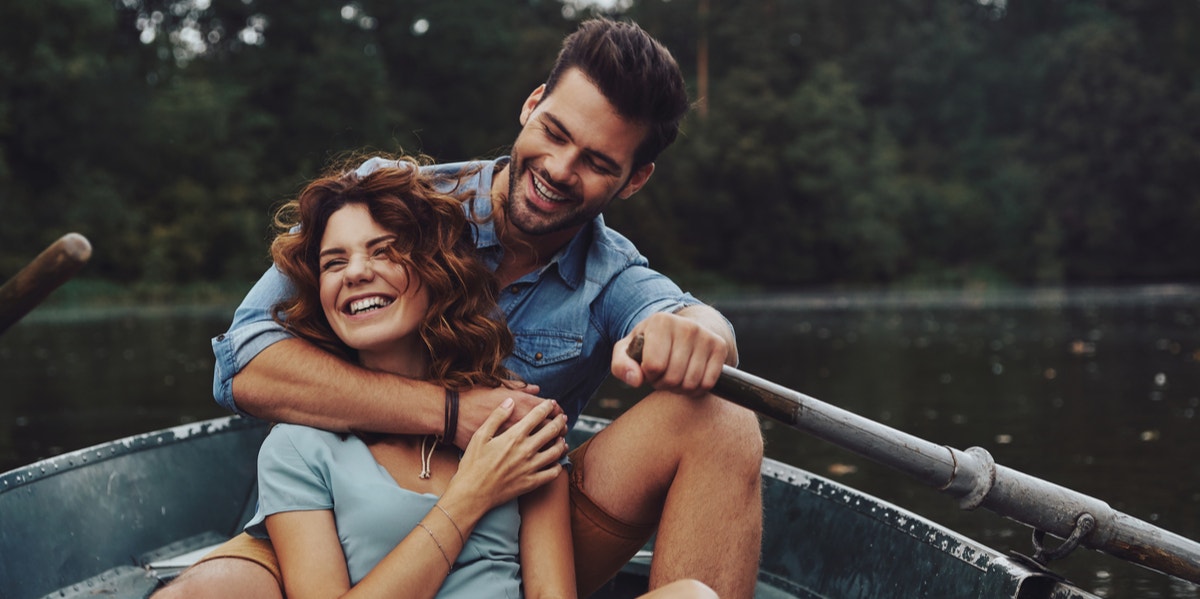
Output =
[{"x1": 195, "y1": 437, "x2": 656, "y2": 595}]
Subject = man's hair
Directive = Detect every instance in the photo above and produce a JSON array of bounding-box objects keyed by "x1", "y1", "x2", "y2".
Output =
[{"x1": 544, "y1": 18, "x2": 689, "y2": 168}]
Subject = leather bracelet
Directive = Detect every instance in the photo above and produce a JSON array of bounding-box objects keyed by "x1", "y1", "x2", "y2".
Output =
[{"x1": 443, "y1": 388, "x2": 459, "y2": 446}]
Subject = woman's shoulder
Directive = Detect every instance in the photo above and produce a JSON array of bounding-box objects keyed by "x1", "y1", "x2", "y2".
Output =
[{"x1": 261, "y1": 424, "x2": 356, "y2": 460}]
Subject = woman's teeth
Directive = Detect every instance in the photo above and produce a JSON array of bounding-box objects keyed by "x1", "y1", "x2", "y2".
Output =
[{"x1": 349, "y1": 296, "x2": 392, "y2": 314}]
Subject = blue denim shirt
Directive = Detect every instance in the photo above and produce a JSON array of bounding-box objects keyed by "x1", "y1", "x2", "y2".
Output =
[{"x1": 211, "y1": 157, "x2": 707, "y2": 427}]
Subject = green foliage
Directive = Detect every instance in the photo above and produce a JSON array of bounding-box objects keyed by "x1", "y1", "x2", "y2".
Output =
[{"x1": 3, "y1": 0, "x2": 1199, "y2": 294}]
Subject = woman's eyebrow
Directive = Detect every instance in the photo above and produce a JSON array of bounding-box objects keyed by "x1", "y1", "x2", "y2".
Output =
[{"x1": 367, "y1": 235, "x2": 397, "y2": 248}]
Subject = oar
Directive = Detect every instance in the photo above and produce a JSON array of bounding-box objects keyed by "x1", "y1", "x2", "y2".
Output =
[
  {"x1": 627, "y1": 335, "x2": 1200, "y2": 585},
  {"x1": 0, "y1": 233, "x2": 92, "y2": 335}
]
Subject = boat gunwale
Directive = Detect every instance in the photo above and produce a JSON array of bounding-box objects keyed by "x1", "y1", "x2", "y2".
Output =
[{"x1": 0, "y1": 415, "x2": 260, "y2": 490}]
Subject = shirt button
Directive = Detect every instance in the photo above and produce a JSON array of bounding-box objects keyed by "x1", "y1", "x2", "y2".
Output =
[
  {"x1": 216, "y1": 334, "x2": 225, "y2": 342},
  {"x1": 534, "y1": 352, "x2": 543, "y2": 361}
]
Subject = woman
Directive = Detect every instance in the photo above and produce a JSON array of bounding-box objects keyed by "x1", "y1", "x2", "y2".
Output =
[
  {"x1": 244, "y1": 156, "x2": 574, "y2": 599},
  {"x1": 245, "y1": 156, "x2": 716, "y2": 599}
]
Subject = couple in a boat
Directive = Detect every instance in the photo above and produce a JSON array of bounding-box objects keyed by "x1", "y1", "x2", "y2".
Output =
[{"x1": 155, "y1": 17, "x2": 762, "y2": 599}]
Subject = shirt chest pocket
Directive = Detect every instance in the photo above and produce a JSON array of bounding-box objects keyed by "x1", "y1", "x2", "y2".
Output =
[{"x1": 511, "y1": 330, "x2": 584, "y2": 368}]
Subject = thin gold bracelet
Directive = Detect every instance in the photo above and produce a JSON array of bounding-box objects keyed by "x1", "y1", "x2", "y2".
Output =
[
  {"x1": 419, "y1": 522, "x2": 453, "y2": 573},
  {"x1": 434, "y1": 504, "x2": 466, "y2": 546}
]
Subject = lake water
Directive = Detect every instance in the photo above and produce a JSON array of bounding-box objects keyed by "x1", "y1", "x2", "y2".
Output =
[{"x1": 2, "y1": 287, "x2": 1199, "y2": 598}]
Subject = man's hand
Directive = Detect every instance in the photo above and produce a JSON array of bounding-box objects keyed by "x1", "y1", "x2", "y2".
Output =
[
  {"x1": 611, "y1": 310, "x2": 730, "y2": 396},
  {"x1": 453, "y1": 382, "x2": 563, "y2": 451}
]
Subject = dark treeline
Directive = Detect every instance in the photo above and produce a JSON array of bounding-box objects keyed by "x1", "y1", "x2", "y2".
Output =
[{"x1": 3, "y1": 0, "x2": 1199, "y2": 292}]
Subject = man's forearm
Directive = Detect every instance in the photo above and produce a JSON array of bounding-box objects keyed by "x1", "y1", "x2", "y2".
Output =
[{"x1": 231, "y1": 337, "x2": 444, "y2": 435}]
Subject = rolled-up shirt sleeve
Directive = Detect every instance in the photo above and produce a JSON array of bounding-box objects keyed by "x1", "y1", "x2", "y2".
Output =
[
  {"x1": 212, "y1": 265, "x2": 297, "y2": 414},
  {"x1": 598, "y1": 264, "x2": 706, "y2": 340}
]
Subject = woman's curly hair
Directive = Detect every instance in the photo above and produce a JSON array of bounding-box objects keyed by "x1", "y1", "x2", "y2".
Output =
[{"x1": 269, "y1": 155, "x2": 514, "y2": 390}]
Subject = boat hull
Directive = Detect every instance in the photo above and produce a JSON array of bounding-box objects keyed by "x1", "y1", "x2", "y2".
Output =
[{"x1": 0, "y1": 415, "x2": 1098, "y2": 599}]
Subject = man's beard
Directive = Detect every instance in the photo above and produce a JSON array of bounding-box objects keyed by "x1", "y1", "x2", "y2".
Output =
[{"x1": 503, "y1": 155, "x2": 607, "y2": 237}]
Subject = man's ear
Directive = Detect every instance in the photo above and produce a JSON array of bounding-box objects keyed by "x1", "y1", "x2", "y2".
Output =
[
  {"x1": 618, "y1": 163, "x2": 655, "y2": 199},
  {"x1": 519, "y1": 84, "x2": 548, "y2": 126}
]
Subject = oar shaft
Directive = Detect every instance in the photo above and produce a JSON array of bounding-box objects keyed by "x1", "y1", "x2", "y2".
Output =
[
  {"x1": 626, "y1": 335, "x2": 1200, "y2": 583},
  {"x1": 0, "y1": 233, "x2": 92, "y2": 334},
  {"x1": 712, "y1": 362, "x2": 1200, "y2": 584}
]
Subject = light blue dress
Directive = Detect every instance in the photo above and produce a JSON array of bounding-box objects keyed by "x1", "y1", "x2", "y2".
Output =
[{"x1": 245, "y1": 424, "x2": 523, "y2": 598}]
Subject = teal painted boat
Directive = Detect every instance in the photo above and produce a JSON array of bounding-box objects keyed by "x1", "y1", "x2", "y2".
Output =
[{"x1": 0, "y1": 415, "x2": 1100, "y2": 599}]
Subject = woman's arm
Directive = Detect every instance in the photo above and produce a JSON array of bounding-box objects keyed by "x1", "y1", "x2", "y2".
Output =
[
  {"x1": 267, "y1": 500, "x2": 478, "y2": 599},
  {"x1": 519, "y1": 472, "x2": 577, "y2": 599}
]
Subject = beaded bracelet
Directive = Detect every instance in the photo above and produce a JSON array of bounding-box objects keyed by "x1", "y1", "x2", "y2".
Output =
[{"x1": 419, "y1": 522, "x2": 453, "y2": 573}]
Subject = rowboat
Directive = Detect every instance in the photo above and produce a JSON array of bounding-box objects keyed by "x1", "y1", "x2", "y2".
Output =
[
  {"x1": 0, "y1": 413, "x2": 1103, "y2": 599},
  {"x1": 2, "y1": 235, "x2": 1197, "y2": 597}
]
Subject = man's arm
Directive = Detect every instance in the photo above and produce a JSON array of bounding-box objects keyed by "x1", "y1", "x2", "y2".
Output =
[
  {"x1": 232, "y1": 338, "x2": 441, "y2": 433},
  {"x1": 216, "y1": 266, "x2": 549, "y2": 447},
  {"x1": 235, "y1": 339, "x2": 549, "y2": 446}
]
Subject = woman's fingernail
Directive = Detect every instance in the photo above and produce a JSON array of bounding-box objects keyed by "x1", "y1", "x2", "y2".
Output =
[{"x1": 502, "y1": 397, "x2": 514, "y2": 408}]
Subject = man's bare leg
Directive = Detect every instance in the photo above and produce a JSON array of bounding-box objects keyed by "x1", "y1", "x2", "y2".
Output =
[
  {"x1": 151, "y1": 558, "x2": 281, "y2": 599},
  {"x1": 577, "y1": 390, "x2": 763, "y2": 599}
]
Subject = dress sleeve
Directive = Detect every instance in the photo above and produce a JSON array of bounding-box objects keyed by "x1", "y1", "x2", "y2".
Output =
[{"x1": 244, "y1": 425, "x2": 333, "y2": 539}]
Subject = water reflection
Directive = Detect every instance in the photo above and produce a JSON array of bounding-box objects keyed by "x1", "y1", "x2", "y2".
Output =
[{"x1": 2, "y1": 289, "x2": 1199, "y2": 597}]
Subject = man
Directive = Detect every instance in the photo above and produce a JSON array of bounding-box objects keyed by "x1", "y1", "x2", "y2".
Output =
[{"x1": 159, "y1": 18, "x2": 762, "y2": 599}]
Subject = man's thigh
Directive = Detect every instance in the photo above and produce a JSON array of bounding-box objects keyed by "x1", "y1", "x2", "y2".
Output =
[
  {"x1": 572, "y1": 389, "x2": 724, "y2": 524},
  {"x1": 568, "y1": 435, "x2": 658, "y2": 596}
]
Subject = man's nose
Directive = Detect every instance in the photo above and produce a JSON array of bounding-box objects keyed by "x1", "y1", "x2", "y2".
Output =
[{"x1": 543, "y1": 148, "x2": 579, "y2": 187}]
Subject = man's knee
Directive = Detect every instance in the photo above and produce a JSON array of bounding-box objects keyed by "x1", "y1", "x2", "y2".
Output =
[
  {"x1": 650, "y1": 390, "x2": 763, "y2": 462},
  {"x1": 152, "y1": 558, "x2": 281, "y2": 599}
]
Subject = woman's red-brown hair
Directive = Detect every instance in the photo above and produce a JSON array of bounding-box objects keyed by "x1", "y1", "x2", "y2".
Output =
[{"x1": 269, "y1": 155, "x2": 513, "y2": 389}]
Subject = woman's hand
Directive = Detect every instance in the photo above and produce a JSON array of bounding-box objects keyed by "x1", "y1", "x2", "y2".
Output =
[{"x1": 445, "y1": 397, "x2": 568, "y2": 510}]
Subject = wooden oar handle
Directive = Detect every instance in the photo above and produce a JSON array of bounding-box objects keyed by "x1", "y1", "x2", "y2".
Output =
[
  {"x1": 625, "y1": 331, "x2": 801, "y2": 424},
  {"x1": 0, "y1": 233, "x2": 92, "y2": 334},
  {"x1": 626, "y1": 332, "x2": 646, "y2": 362}
]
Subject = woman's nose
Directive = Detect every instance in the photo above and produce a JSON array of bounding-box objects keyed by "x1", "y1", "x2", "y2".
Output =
[{"x1": 344, "y1": 254, "x2": 374, "y2": 283}]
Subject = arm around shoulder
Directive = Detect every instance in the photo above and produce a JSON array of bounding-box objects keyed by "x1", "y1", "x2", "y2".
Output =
[{"x1": 232, "y1": 337, "x2": 446, "y2": 435}]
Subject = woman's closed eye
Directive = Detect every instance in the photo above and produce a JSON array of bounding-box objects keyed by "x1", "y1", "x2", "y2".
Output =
[{"x1": 320, "y1": 257, "x2": 346, "y2": 272}]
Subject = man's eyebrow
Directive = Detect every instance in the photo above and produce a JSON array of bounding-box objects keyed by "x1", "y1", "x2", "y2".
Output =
[{"x1": 543, "y1": 113, "x2": 622, "y2": 173}]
